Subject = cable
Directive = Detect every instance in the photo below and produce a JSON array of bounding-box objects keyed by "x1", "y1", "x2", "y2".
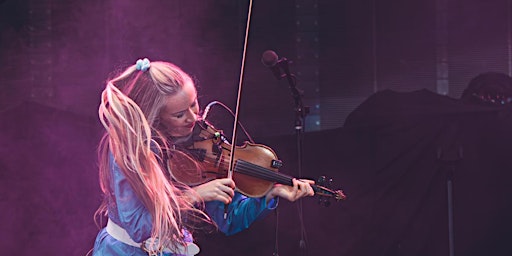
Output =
[{"x1": 201, "y1": 100, "x2": 255, "y2": 144}]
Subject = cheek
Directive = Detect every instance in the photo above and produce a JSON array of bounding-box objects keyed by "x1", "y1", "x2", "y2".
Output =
[{"x1": 161, "y1": 117, "x2": 180, "y2": 131}]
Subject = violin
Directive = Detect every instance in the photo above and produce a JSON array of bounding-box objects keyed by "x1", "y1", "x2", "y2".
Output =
[{"x1": 168, "y1": 121, "x2": 346, "y2": 202}]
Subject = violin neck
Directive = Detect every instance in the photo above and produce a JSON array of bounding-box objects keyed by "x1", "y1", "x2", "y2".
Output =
[
  {"x1": 235, "y1": 159, "x2": 294, "y2": 185},
  {"x1": 235, "y1": 159, "x2": 321, "y2": 193}
]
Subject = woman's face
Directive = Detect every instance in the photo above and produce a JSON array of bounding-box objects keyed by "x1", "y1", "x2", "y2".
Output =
[{"x1": 159, "y1": 81, "x2": 199, "y2": 137}]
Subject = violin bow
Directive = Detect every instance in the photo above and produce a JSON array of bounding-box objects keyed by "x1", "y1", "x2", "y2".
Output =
[
  {"x1": 222, "y1": 0, "x2": 254, "y2": 219},
  {"x1": 227, "y1": 0, "x2": 254, "y2": 180}
]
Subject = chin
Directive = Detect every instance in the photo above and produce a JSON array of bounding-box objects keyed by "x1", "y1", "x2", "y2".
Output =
[{"x1": 173, "y1": 128, "x2": 193, "y2": 137}]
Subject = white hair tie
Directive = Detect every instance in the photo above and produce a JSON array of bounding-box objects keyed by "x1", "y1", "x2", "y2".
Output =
[{"x1": 135, "y1": 58, "x2": 151, "y2": 72}]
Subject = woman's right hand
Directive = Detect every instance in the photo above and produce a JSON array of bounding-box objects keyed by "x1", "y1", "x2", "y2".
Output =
[{"x1": 192, "y1": 178, "x2": 235, "y2": 204}]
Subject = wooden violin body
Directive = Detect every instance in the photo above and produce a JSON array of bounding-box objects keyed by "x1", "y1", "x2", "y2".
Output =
[{"x1": 168, "y1": 121, "x2": 346, "y2": 201}]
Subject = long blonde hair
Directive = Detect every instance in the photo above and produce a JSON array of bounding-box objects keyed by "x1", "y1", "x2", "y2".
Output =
[{"x1": 95, "y1": 60, "x2": 208, "y2": 251}]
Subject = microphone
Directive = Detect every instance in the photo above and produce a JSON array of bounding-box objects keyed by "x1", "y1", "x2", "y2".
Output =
[
  {"x1": 261, "y1": 50, "x2": 286, "y2": 80},
  {"x1": 201, "y1": 101, "x2": 218, "y2": 120}
]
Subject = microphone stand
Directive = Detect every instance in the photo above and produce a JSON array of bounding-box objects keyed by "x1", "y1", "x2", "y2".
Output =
[
  {"x1": 437, "y1": 145, "x2": 463, "y2": 256},
  {"x1": 280, "y1": 58, "x2": 310, "y2": 256}
]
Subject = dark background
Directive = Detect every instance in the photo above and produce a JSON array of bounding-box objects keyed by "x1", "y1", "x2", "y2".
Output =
[{"x1": 1, "y1": 0, "x2": 512, "y2": 255}]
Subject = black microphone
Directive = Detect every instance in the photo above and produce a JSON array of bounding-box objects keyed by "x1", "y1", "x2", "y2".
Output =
[{"x1": 261, "y1": 50, "x2": 285, "y2": 80}]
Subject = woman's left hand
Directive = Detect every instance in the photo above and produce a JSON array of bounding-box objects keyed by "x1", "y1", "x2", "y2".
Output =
[{"x1": 265, "y1": 178, "x2": 315, "y2": 203}]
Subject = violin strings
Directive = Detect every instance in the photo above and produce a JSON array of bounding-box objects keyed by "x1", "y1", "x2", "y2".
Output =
[
  {"x1": 233, "y1": 160, "x2": 337, "y2": 196},
  {"x1": 236, "y1": 162, "x2": 337, "y2": 196},
  {"x1": 235, "y1": 160, "x2": 293, "y2": 185},
  {"x1": 199, "y1": 152, "x2": 291, "y2": 184},
  {"x1": 193, "y1": 151, "x2": 336, "y2": 196}
]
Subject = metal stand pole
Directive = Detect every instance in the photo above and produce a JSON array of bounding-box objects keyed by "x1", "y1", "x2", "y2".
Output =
[{"x1": 437, "y1": 146, "x2": 463, "y2": 256}]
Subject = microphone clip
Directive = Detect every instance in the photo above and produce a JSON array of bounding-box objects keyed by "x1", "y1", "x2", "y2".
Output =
[{"x1": 273, "y1": 58, "x2": 290, "y2": 80}]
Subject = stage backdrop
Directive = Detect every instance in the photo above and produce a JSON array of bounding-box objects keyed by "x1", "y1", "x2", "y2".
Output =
[{"x1": 2, "y1": 0, "x2": 512, "y2": 255}]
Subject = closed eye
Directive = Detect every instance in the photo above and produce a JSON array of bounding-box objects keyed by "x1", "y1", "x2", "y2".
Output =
[{"x1": 170, "y1": 98, "x2": 198, "y2": 119}]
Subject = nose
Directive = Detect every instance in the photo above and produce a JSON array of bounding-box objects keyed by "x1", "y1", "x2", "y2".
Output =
[{"x1": 185, "y1": 109, "x2": 198, "y2": 123}]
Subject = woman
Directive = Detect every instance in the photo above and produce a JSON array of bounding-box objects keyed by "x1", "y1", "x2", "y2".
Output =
[{"x1": 92, "y1": 58, "x2": 315, "y2": 256}]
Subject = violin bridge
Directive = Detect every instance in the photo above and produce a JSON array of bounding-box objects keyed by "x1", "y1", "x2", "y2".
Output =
[{"x1": 211, "y1": 142, "x2": 223, "y2": 167}]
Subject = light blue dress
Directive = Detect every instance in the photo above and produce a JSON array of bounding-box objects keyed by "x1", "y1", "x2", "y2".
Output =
[{"x1": 92, "y1": 154, "x2": 277, "y2": 256}]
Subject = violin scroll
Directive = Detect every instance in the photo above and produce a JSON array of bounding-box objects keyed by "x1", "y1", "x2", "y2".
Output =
[{"x1": 315, "y1": 176, "x2": 346, "y2": 207}]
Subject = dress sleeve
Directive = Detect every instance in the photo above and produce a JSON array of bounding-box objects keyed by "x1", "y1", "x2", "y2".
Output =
[
  {"x1": 109, "y1": 154, "x2": 153, "y2": 243},
  {"x1": 204, "y1": 192, "x2": 278, "y2": 236}
]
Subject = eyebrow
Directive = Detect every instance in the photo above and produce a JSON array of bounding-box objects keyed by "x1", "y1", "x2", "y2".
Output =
[{"x1": 170, "y1": 98, "x2": 197, "y2": 116}]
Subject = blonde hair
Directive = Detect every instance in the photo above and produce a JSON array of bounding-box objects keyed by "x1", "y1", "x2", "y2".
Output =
[{"x1": 95, "y1": 61, "x2": 209, "y2": 251}]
